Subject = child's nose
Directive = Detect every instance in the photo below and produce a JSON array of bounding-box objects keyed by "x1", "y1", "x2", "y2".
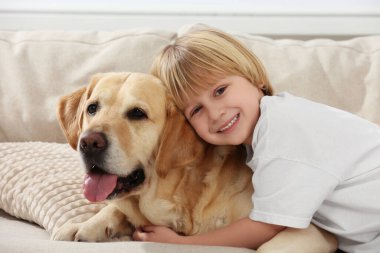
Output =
[{"x1": 208, "y1": 107, "x2": 225, "y2": 121}]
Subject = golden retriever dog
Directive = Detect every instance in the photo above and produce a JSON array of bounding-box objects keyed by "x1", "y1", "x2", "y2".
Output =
[{"x1": 53, "y1": 72, "x2": 337, "y2": 252}]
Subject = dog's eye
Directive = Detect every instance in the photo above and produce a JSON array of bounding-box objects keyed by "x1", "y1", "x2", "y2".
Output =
[
  {"x1": 126, "y1": 108, "x2": 147, "y2": 120},
  {"x1": 87, "y1": 103, "x2": 98, "y2": 115}
]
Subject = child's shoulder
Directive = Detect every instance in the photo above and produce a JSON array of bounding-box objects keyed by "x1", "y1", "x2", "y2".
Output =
[
  {"x1": 260, "y1": 92, "x2": 378, "y2": 130},
  {"x1": 262, "y1": 92, "x2": 312, "y2": 106},
  {"x1": 260, "y1": 92, "x2": 317, "y2": 116},
  {"x1": 260, "y1": 92, "x2": 347, "y2": 130},
  {"x1": 262, "y1": 92, "x2": 343, "y2": 114}
]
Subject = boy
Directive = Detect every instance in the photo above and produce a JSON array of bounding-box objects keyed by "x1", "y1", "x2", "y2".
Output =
[{"x1": 134, "y1": 27, "x2": 380, "y2": 252}]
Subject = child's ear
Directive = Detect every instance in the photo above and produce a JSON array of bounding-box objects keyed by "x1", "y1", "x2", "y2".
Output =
[{"x1": 155, "y1": 100, "x2": 206, "y2": 178}]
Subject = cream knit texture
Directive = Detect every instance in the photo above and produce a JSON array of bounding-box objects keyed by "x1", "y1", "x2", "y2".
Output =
[{"x1": 0, "y1": 142, "x2": 106, "y2": 236}]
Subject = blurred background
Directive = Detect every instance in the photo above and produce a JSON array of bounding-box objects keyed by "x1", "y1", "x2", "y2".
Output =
[{"x1": 0, "y1": 0, "x2": 379, "y2": 39}]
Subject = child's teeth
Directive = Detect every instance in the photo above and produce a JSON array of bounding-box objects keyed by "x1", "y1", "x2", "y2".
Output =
[{"x1": 220, "y1": 115, "x2": 238, "y2": 132}]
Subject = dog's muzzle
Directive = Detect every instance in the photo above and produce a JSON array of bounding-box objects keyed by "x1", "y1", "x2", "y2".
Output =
[{"x1": 79, "y1": 131, "x2": 146, "y2": 202}]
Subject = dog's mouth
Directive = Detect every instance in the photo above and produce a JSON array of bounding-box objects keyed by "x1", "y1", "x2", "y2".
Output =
[{"x1": 83, "y1": 166, "x2": 145, "y2": 202}]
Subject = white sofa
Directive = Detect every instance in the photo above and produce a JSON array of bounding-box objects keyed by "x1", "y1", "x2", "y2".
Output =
[{"x1": 0, "y1": 24, "x2": 379, "y2": 253}]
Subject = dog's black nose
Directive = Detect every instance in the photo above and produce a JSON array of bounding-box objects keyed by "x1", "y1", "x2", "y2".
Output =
[{"x1": 80, "y1": 131, "x2": 107, "y2": 155}]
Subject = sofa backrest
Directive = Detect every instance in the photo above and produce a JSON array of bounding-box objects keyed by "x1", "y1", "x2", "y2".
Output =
[
  {"x1": 0, "y1": 29, "x2": 175, "y2": 142},
  {"x1": 0, "y1": 25, "x2": 379, "y2": 142}
]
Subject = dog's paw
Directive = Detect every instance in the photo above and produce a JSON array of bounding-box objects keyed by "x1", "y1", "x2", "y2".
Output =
[
  {"x1": 52, "y1": 220, "x2": 133, "y2": 242},
  {"x1": 52, "y1": 222, "x2": 107, "y2": 242},
  {"x1": 52, "y1": 223, "x2": 81, "y2": 241}
]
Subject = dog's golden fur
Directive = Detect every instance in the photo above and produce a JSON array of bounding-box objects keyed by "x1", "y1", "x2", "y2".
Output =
[{"x1": 53, "y1": 72, "x2": 337, "y2": 252}]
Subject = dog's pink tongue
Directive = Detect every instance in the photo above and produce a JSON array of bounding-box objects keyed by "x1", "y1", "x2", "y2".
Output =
[{"x1": 83, "y1": 173, "x2": 118, "y2": 202}]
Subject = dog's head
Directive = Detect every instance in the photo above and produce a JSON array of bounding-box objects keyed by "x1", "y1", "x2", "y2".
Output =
[{"x1": 57, "y1": 72, "x2": 206, "y2": 202}]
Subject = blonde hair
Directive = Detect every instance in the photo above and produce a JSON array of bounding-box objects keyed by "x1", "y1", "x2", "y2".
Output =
[{"x1": 150, "y1": 28, "x2": 273, "y2": 109}]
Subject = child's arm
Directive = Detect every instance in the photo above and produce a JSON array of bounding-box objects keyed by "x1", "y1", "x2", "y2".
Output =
[{"x1": 133, "y1": 217, "x2": 285, "y2": 249}]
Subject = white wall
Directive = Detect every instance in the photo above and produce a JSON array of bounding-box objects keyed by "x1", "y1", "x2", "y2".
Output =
[{"x1": 1, "y1": 0, "x2": 379, "y2": 38}]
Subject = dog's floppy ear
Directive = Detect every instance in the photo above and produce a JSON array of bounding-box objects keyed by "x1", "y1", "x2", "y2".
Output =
[
  {"x1": 155, "y1": 100, "x2": 207, "y2": 178},
  {"x1": 56, "y1": 86, "x2": 87, "y2": 150},
  {"x1": 56, "y1": 74, "x2": 103, "y2": 149}
]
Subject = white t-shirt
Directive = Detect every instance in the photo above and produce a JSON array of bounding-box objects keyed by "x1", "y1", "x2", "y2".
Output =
[{"x1": 246, "y1": 92, "x2": 380, "y2": 253}]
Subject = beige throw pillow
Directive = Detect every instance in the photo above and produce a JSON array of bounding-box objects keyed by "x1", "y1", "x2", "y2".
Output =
[{"x1": 0, "y1": 142, "x2": 106, "y2": 236}]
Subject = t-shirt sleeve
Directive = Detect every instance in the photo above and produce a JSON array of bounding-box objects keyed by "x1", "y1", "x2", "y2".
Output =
[{"x1": 249, "y1": 157, "x2": 340, "y2": 228}]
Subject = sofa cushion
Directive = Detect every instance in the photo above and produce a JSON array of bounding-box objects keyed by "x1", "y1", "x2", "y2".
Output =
[
  {"x1": 0, "y1": 209, "x2": 254, "y2": 253},
  {"x1": 0, "y1": 142, "x2": 106, "y2": 235},
  {"x1": 0, "y1": 29, "x2": 175, "y2": 142}
]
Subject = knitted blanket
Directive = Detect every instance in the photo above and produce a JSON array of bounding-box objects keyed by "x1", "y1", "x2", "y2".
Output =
[{"x1": 0, "y1": 142, "x2": 106, "y2": 236}]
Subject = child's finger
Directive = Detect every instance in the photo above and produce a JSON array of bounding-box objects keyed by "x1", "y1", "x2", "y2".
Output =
[{"x1": 133, "y1": 227, "x2": 147, "y2": 241}]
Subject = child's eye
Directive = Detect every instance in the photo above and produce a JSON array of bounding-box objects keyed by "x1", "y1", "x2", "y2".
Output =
[
  {"x1": 190, "y1": 105, "x2": 202, "y2": 117},
  {"x1": 214, "y1": 86, "x2": 226, "y2": 96}
]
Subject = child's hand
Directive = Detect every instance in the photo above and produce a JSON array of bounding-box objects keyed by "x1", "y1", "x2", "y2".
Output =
[{"x1": 133, "y1": 225, "x2": 184, "y2": 244}]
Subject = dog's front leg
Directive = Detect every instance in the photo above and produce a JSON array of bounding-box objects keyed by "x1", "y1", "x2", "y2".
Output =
[
  {"x1": 256, "y1": 224, "x2": 337, "y2": 253},
  {"x1": 52, "y1": 204, "x2": 132, "y2": 242}
]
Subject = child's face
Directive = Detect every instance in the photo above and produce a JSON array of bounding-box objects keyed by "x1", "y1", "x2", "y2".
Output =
[{"x1": 183, "y1": 75, "x2": 264, "y2": 146}]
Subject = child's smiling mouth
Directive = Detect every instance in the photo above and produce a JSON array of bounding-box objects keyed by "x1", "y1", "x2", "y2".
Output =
[{"x1": 218, "y1": 114, "x2": 240, "y2": 133}]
